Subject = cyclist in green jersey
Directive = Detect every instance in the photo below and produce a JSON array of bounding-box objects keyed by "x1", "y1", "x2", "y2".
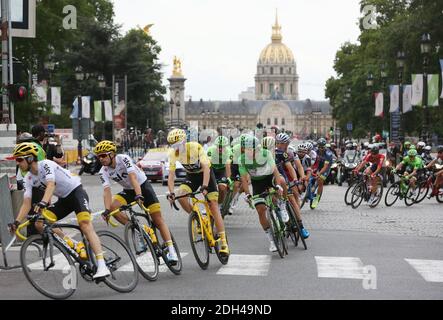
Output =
[
  {"x1": 227, "y1": 137, "x2": 246, "y2": 214},
  {"x1": 239, "y1": 135, "x2": 287, "y2": 252},
  {"x1": 207, "y1": 136, "x2": 233, "y2": 208},
  {"x1": 394, "y1": 149, "x2": 424, "y2": 191}
]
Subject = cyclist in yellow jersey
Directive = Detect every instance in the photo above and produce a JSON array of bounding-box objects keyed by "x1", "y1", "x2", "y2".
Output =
[{"x1": 166, "y1": 129, "x2": 229, "y2": 256}]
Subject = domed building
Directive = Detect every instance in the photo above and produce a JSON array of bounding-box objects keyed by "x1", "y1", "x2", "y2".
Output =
[{"x1": 166, "y1": 13, "x2": 335, "y2": 140}]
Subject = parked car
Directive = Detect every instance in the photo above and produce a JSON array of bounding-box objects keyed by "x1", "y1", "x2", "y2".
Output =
[{"x1": 162, "y1": 160, "x2": 187, "y2": 186}]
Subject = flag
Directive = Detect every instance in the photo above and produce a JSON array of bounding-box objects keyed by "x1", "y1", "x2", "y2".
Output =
[
  {"x1": 104, "y1": 100, "x2": 113, "y2": 121},
  {"x1": 427, "y1": 74, "x2": 439, "y2": 107},
  {"x1": 411, "y1": 74, "x2": 423, "y2": 106},
  {"x1": 70, "y1": 97, "x2": 79, "y2": 119},
  {"x1": 34, "y1": 84, "x2": 47, "y2": 103},
  {"x1": 403, "y1": 85, "x2": 412, "y2": 113},
  {"x1": 94, "y1": 100, "x2": 102, "y2": 122},
  {"x1": 440, "y1": 60, "x2": 443, "y2": 98},
  {"x1": 81, "y1": 96, "x2": 90, "y2": 119},
  {"x1": 50, "y1": 87, "x2": 61, "y2": 115},
  {"x1": 389, "y1": 85, "x2": 399, "y2": 113},
  {"x1": 374, "y1": 92, "x2": 383, "y2": 117}
]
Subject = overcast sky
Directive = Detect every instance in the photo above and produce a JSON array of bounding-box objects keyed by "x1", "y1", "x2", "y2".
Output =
[{"x1": 112, "y1": 0, "x2": 362, "y2": 101}]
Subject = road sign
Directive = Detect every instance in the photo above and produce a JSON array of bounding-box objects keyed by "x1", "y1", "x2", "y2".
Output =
[
  {"x1": 0, "y1": 0, "x2": 36, "y2": 38},
  {"x1": 346, "y1": 122, "x2": 353, "y2": 131},
  {"x1": 46, "y1": 124, "x2": 55, "y2": 134}
]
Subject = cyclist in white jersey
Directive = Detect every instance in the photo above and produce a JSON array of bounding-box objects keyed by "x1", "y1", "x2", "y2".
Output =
[
  {"x1": 95, "y1": 141, "x2": 178, "y2": 263},
  {"x1": 306, "y1": 142, "x2": 317, "y2": 166},
  {"x1": 9, "y1": 143, "x2": 110, "y2": 279}
]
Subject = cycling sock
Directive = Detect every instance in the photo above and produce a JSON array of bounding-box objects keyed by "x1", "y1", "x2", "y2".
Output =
[{"x1": 218, "y1": 231, "x2": 226, "y2": 240}]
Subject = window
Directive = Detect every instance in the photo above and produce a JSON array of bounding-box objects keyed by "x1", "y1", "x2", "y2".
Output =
[
  {"x1": 267, "y1": 118, "x2": 271, "y2": 125},
  {"x1": 289, "y1": 67, "x2": 292, "y2": 74},
  {"x1": 260, "y1": 83, "x2": 264, "y2": 94},
  {"x1": 282, "y1": 118, "x2": 285, "y2": 126},
  {"x1": 280, "y1": 67, "x2": 283, "y2": 74},
  {"x1": 269, "y1": 83, "x2": 274, "y2": 94},
  {"x1": 280, "y1": 83, "x2": 285, "y2": 94},
  {"x1": 274, "y1": 118, "x2": 278, "y2": 125},
  {"x1": 270, "y1": 67, "x2": 273, "y2": 75}
]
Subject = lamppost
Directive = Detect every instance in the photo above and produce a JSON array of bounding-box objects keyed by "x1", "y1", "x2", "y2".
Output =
[
  {"x1": 366, "y1": 72, "x2": 374, "y2": 139},
  {"x1": 343, "y1": 87, "x2": 351, "y2": 142},
  {"x1": 420, "y1": 33, "x2": 432, "y2": 143},
  {"x1": 380, "y1": 62, "x2": 388, "y2": 138},
  {"x1": 396, "y1": 51, "x2": 406, "y2": 143},
  {"x1": 169, "y1": 97, "x2": 181, "y2": 128},
  {"x1": 75, "y1": 67, "x2": 85, "y2": 163},
  {"x1": 98, "y1": 74, "x2": 106, "y2": 140}
]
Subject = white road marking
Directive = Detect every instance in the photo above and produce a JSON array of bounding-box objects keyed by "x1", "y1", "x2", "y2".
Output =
[
  {"x1": 315, "y1": 256, "x2": 366, "y2": 279},
  {"x1": 405, "y1": 259, "x2": 443, "y2": 283},
  {"x1": 119, "y1": 252, "x2": 188, "y2": 272},
  {"x1": 216, "y1": 254, "x2": 271, "y2": 276},
  {"x1": 25, "y1": 253, "x2": 70, "y2": 271}
]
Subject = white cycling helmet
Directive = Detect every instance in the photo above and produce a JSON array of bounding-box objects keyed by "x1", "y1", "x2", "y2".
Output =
[{"x1": 417, "y1": 141, "x2": 426, "y2": 148}]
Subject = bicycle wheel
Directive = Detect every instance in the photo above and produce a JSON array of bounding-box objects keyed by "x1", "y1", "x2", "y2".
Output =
[
  {"x1": 415, "y1": 181, "x2": 430, "y2": 204},
  {"x1": 385, "y1": 182, "x2": 400, "y2": 207},
  {"x1": 159, "y1": 232, "x2": 183, "y2": 275},
  {"x1": 344, "y1": 184, "x2": 354, "y2": 205},
  {"x1": 98, "y1": 230, "x2": 139, "y2": 293},
  {"x1": 437, "y1": 188, "x2": 443, "y2": 203},
  {"x1": 287, "y1": 202, "x2": 307, "y2": 250},
  {"x1": 369, "y1": 180, "x2": 384, "y2": 208},
  {"x1": 267, "y1": 208, "x2": 285, "y2": 258},
  {"x1": 124, "y1": 223, "x2": 159, "y2": 281},
  {"x1": 20, "y1": 235, "x2": 76, "y2": 300},
  {"x1": 350, "y1": 182, "x2": 364, "y2": 209},
  {"x1": 188, "y1": 211, "x2": 210, "y2": 270},
  {"x1": 404, "y1": 185, "x2": 417, "y2": 207}
]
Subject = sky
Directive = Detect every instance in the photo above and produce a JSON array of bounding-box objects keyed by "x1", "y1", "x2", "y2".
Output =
[{"x1": 112, "y1": 0, "x2": 362, "y2": 101}]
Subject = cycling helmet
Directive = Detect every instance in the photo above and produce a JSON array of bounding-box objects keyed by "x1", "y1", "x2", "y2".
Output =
[
  {"x1": 404, "y1": 141, "x2": 411, "y2": 147},
  {"x1": 424, "y1": 146, "x2": 432, "y2": 153},
  {"x1": 12, "y1": 142, "x2": 39, "y2": 158},
  {"x1": 345, "y1": 140, "x2": 351, "y2": 145},
  {"x1": 317, "y1": 138, "x2": 327, "y2": 148},
  {"x1": 306, "y1": 142, "x2": 313, "y2": 151},
  {"x1": 417, "y1": 141, "x2": 426, "y2": 149},
  {"x1": 407, "y1": 149, "x2": 418, "y2": 157},
  {"x1": 370, "y1": 145, "x2": 379, "y2": 154},
  {"x1": 353, "y1": 142, "x2": 358, "y2": 148},
  {"x1": 276, "y1": 133, "x2": 290, "y2": 144},
  {"x1": 215, "y1": 136, "x2": 230, "y2": 148},
  {"x1": 297, "y1": 143, "x2": 308, "y2": 153},
  {"x1": 410, "y1": 145, "x2": 416, "y2": 150},
  {"x1": 241, "y1": 135, "x2": 259, "y2": 149},
  {"x1": 17, "y1": 132, "x2": 33, "y2": 143},
  {"x1": 288, "y1": 145, "x2": 297, "y2": 153},
  {"x1": 167, "y1": 129, "x2": 186, "y2": 145},
  {"x1": 346, "y1": 143, "x2": 353, "y2": 150},
  {"x1": 262, "y1": 136, "x2": 275, "y2": 150},
  {"x1": 93, "y1": 140, "x2": 117, "y2": 154}
]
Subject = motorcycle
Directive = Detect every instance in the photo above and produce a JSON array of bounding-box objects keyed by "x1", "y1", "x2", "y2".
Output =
[
  {"x1": 326, "y1": 159, "x2": 339, "y2": 185},
  {"x1": 79, "y1": 152, "x2": 101, "y2": 175},
  {"x1": 338, "y1": 150, "x2": 360, "y2": 186}
]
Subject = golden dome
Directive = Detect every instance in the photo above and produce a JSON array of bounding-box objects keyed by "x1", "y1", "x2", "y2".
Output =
[{"x1": 258, "y1": 12, "x2": 295, "y2": 65}]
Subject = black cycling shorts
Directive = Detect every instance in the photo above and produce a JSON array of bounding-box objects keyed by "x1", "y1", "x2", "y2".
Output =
[
  {"x1": 46, "y1": 186, "x2": 91, "y2": 223},
  {"x1": 114, "y1": 180, "x2": 161, "y2": 213},
  {"x1": 251, "y1": 175, "x2": 275, "y2": 207},
  {"x1": 179, "y1": 170, "x2": 219, "y2": 202},
  {"x1": 231, "y1": 164, "x2": 241, "y2": 180},
  {"x1": 212, "y1": 167, "x2": 227, "y2": 183}
]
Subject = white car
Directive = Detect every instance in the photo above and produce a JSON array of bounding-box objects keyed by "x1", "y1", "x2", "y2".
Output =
[{"x1": 162, "y1": 160, "x2": 187, "y2": 186}]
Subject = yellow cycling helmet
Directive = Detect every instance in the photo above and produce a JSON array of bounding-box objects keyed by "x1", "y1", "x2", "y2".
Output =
[
  {"x1": 167, "y1": 129, "x2": 186, "y2": 145},
  {"x1": 13, "y1": 142, "x2": 39, "y2": 158},
  {"x1": 93, "y1": 140, "x2": 117, "y2": 154}
]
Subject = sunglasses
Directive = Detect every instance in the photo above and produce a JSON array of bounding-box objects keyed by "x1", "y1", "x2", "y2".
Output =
[
  {"x1": 15, "y1": 157, "x2": 25, "y2": 163},
  {"x1": 97, "y1": 153, "x2": 111, "y2": 159}
]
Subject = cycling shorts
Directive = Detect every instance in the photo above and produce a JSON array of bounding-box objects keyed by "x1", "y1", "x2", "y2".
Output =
[
  {"x1": 114, "y1": 180, "x2": 161, "y2": 213},
  {"x1": 46, "y1": 186, "x2": 91, "y2": 223},
  {"x1": 179, "y1": 170, "x2": 219, "y2": 202}
]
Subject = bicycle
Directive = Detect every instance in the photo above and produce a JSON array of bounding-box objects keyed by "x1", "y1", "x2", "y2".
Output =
[
  {"x1": 15, "y1": 209, "x2": 138, "y2": 300},
  {"x1": 249, "y1": 187, "x2": 288, "y2": 258},
  {"x1": 286, "y1": 181, "x2": 308, "y2": 250},
  {"x1": 219, "y1": 177, "x2": 237, "y2": 218},
  {"x1": 171, "y1": 191, "x2": 229, "y2": 270},
  {"x1": 107, "y1": 201, "x2": 182, "y2": 281},
  {"x1": 350, "y1": 173, "x2": 384, "y2": 209},
  {"x1": 384, "y1": 172, "x2": 414, "y2": 207},
  {"x1": 300, "y1": 174, "x2": 322, "y2": 210},
  {"x1": 413, "y1": 170, "x2": 435, "y2": 204},
  {"x1": 344, "y1": 172, "x2": 364, "y2": 206}
]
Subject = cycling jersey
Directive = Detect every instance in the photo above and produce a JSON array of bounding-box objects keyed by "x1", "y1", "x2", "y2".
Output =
[
  {"x1": 363, "y1": 153, "x2": 385, "y2": 169},
  {"x1": 298, "y1": 154, "x2": 312, "y2": 172},
  {"x1": 312, "y1": 149, "x2": 333, "y2": 171},
  {"x1": 239, "y1": 149, "x2": 276, "y2": 181},
  {"x1": 169, "y1": 142, "x2": 210, "y2": 174},
  {"x1": 401, "y1": 156, "x2": 424, "y2": 170},
  {"x1": 207, "y1": 145, "x2": 232, "y2": 170},
  {"x1": 275, "y1": 148, "x2": 296, "y2": 181},
  {"x1": 309, "y1": 150, "x2": 317, "y2": 166},
  {"x1": 23, "y1": 159, "x2": 81, "y2": 199},
  {"x1": 99, "y1": 154, "x2": 147, "y2": 190}
]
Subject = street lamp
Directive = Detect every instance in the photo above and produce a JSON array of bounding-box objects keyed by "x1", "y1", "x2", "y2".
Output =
[
  {"x1": 396, "y1": 51, "x2": 406, "y2": 143},
  {"x1": 169, "y1": 98, "x2": 174, "y2": 128},
  {"x1": 75, "y1": 67, "x2": 85, "y2": 163},
  {"x1": 380, "y1": 62, "x2": 388, "y2": 137},
  {"x1": 420, "y1": 33, "x2": 432, "y2": 143},
  {"x1": 367, "y1": 73, "x2": 374, "y2": 138}
]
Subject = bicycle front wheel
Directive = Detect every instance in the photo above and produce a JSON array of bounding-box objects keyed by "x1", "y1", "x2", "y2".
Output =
[
  {"x1": 267, "y1": 208, "x2": 285, "y2": 258},
  {"x1": 415, "y1": 181, "x2": 430, "y2": 204},
  {"x1": 404, "y1": 185, "x2": 417, "y2": 207},
  {"x1": 20, "y1": 235, "x2": 76, "y2": 300},
  {"x1": 188, "y1": 211, "x2": 210, "y2": 270},
  {"x1": 124, "y1": 223, "x2": 159, "y2": 281},
  {"x1": 350, "y1": 183, "x2": 364, "y2": 209},
  {"x1": 369, "y1": 180, "x2": 384, "y2": 208},
  {"x1": 287, "y1": 202, "x2": 307, "y2": 250},
  {"x1": 344, "y1": 184, "x2": 354, "y2": 205},
  {"x1": 98, "y1": 230, "x2": 139, "y2": 293},
  {"x1": 385, "y1": 182, "x2": 400, "y2": 207}
]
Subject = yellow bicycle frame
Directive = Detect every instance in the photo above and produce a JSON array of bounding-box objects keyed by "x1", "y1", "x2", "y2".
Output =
[
  {"x1": 189, "y1": 196, "x2": 217, "y2": 248},
  {"x1": 15, "y1": 209, "x2": 58, "y2": 241}
]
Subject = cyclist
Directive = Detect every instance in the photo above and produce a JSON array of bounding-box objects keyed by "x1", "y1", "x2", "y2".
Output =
[
  {"x1": 166, "y1": 129, "x2": 229, "y2": 256},
  {"x1": 353, "y1": 144, "x2": 385, "y2": 205},
  {"x1": 416, "y1": 141, "x2": 426, "y2": 156},
  {"x1": 206, "y1": 136, "x2": 233, "y2": 210},
  {"x1": 239, "y1": 135, "x2": 287, "y2": 252},
  {"x1": 226, "y1": 136, "x2": 245, "y2": 214},
  {"x1": 310, "y1": 138, "x2": 333, "y2": 209},
  {"x1": 402, "y1": 141, "x2": 412, "y2": 157},
  {"x1": 274, "y1": 133, "x2": 310, "y2": 239},
  {"x1": 306, "y1": 142, "x2": 317, "y2": 167},
  {"x1": 394, "y1": 148, "x2": 424, "y2": 194},
  {"x1": 9, "y1": 143, "x2": 110, "y2": 279},
  {"x1": 425, "y1": 146, "x2": 443, "y2": 198},
  {"x1": 94, "y1": 140, "x2": 178, "y2": 263},
  {"x1": 421, "y1": 146, "x2": 434, "y2": 166}
]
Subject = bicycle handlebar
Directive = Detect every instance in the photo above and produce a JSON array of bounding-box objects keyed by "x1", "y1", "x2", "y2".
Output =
[
  {"x1": 105, "y1": 201, "x2": 149, "y2": 228},
  {"x1": 168, "y1": 191, "x2": 204, "y2": 211},
  {"x1": 15, "y1": 209, "x2": 57, "y2": 241}
]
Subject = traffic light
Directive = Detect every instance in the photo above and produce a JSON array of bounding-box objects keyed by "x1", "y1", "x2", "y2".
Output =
[{"x1": 8, "y1": 84, "x2": 28, "y2": 102}]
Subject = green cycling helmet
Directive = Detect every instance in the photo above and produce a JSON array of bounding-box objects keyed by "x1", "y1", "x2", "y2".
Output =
[
  {"x1": 407, "y1": 149, "x2": 417, "y2": 157},
  {"x1": 241, "y1": 134, "x2": 259, "y2": 149},
  {"x1": 404, "y1": 141, "x2": 411, "y2": 147},
  {"x1": 215, "y1": 136, "x2": 229, "y2": 148}
]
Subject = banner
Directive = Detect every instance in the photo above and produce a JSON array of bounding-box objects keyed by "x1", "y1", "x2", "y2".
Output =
[
  {"x1": 94, "y1": 100, "x2": 102, "y2": 122},
  {"x1": 70, "y1": 97, "x2": 79, "y2": 119},
  {"x1": 104, "y1": 100, "x2": 113, "y2": 121},
  {"x1": 114, "y1": 78, "x2": 126, "y2": 131},
  {"x1": 427, "y1": 74, "x2": 439, "y2": 107},
  {"x1": 50, "y1": 87, "x2": 61, "y2": 115},
  {"x1": 81, "y1": 96, "x2": 90, "y2": 119},
  {"x1": 374, "y1": 92, "x2": 384, "y2": 117},
  {"x1": 33, "y1": 83, "x2": 47, "y2": 103},
  {"x1": 440, "y1": 60, "x2": 443, "y2": 98},
  {"x1": 402, "y1": 85, "x2": 412, "y2": 113},
  {"x1": 389, "y1": 85, "x2": 399, "y2": 113},
  {"x1": 411, "y1": 74, "x2": 423, "y2": 106}
]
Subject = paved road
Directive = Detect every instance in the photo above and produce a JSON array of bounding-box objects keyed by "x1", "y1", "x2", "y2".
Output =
[{"x1": 1, "y1": 172, "x2": 442, "y2": 300}]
